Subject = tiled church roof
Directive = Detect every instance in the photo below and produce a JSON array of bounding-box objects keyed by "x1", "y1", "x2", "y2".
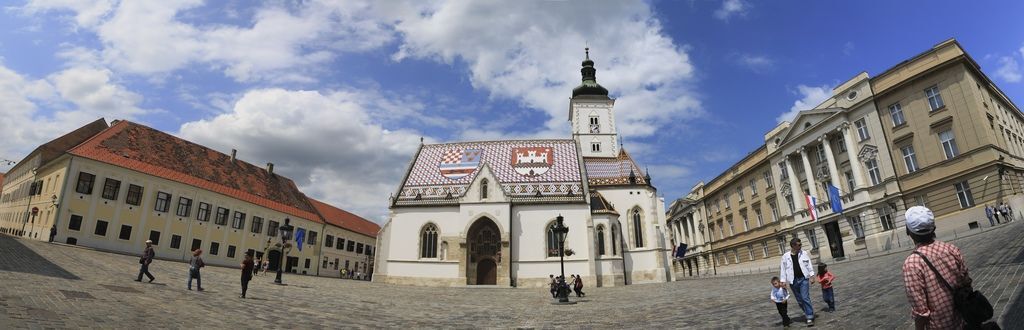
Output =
[
  {"x1": 68, "y1": 120, "x2": 321, "y2": 222},
  {"x1": 583, "y1": 149, "x2": 649, "y2": 187},
  {"x1": 393, "y1": 140, "x2": 586, "y2": 205},
  {"x1": 308, "y1": 198, "x2": 380, "y2": 238}
]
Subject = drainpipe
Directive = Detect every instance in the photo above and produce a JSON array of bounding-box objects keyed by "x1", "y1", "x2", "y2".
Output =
[{"x1": 508, "y1": 203, "x2": 514, "y2": 287}]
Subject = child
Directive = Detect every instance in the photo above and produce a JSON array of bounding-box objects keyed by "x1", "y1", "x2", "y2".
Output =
[
  {"x1": 817, "y1": 263, "x2": 836, "y2": 312},
  {"x1": 770, "y1": 276, "x2": 791, "y2": 327}
]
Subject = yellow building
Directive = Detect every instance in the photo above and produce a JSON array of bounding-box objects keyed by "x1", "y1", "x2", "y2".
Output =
[{"x1": 0, "y1": 119, "x2": 379, "y2": 278}]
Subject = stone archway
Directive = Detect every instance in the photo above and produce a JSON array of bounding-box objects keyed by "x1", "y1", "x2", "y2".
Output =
[{"x1": 466, "y1": 218, "x2": 500, "y2": 285}]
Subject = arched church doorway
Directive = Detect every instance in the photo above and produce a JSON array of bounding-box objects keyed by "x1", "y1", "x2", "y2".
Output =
[{"x1": 466, "y1": 218, "x2": 500, "y2": 285}]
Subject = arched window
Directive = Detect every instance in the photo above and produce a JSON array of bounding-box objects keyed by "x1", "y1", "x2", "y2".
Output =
[
  {"x1": 420, "y1": 223, "x2": 438, "y2": 258},
  {"x1": 481, "y1": 179, "x2": 489, "y2": 199},
  {"x1": 611, "y1": 224, "x2": 619, "y2": 255},
  {"x1": 596, "y1": 225, "x2": 606, "y2": 256},
  {"x1": 632, "y1": 208, "x2": 645, "y2": 248},
  {"x1": 546, "y1": 221, "x2": 560, "y2": 257}
]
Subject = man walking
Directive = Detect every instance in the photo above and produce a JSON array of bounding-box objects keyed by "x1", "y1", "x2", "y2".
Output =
[
  {"x1": 135, "y1": 240, "x2": 156, "y2": 283},
  {"x1": 902, "y1": 206, "x2": 972, "y2": 329},
  {"x1": 780, "y1": 237, "x2": 816, "y2": 326},
  {"x1": 984, "y1": 205, "x2": 995, "y2": 227}
]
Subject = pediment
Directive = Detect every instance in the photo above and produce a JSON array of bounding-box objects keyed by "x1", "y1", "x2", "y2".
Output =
[
  {"x1": 857, "y1": 145, "x2": 879, "y2": 163},
  {"x1": 777, "y1": 108, "x2": 844, "y2": 145},
  {"x1": 461, "y1": 163, "x2": 509, "y2": 203}
]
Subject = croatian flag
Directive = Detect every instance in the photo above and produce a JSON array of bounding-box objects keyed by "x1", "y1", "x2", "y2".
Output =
[{"x1": 806, "y1": 194, "x2": 819, "y2": 221}]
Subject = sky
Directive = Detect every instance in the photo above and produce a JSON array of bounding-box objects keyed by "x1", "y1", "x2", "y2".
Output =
[{"x1": 1, "y1": 0, "x2": 1023, "y2": 224}]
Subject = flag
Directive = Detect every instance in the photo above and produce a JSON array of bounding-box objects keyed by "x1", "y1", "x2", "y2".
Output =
[
  {"x1": 828, "y1": 183, "x2": 844, "y2": 214},
  {"x1": 805, "y1": 194, "x2": 819, "y2": 221},
  {"x1": 294, "y1": 228, "x2": 306, "y2": 252}
]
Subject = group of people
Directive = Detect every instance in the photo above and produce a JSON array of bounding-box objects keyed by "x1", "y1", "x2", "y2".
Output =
[
  {"x1": 134, "y1": 240, "x2": 273, "y2": 299},
  {"x1": 984, "y1": 202, "x2": 1015, "y2": 226},
  {"x1": 548, "y1": 274, "x2": 586, "y2": 298},
  {"x1": 772, "y1": 238, "x2": 836, "y2": 327}
]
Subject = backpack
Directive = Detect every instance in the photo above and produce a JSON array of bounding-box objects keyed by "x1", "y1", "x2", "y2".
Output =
[{"x1": 912, "y1": 252, "x2": 994, "y2": 325}]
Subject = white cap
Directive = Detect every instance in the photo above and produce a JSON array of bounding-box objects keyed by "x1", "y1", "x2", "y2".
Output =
[
  {"x1": 904, "y1": 206, "x2": 935, "y2": 235},
  {"x1": 145, "y1": 240, "x2": 153, "y2": 244}
]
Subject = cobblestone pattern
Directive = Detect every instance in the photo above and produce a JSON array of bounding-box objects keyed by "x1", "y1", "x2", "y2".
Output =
[{"x1": 0, "y1": 221, "x2": 1022, "y2": 329}]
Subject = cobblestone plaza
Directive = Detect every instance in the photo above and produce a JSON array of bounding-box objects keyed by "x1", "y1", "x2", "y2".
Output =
[{"x1": 0, "y1": 220, "x2": 1021, "y2": 328}]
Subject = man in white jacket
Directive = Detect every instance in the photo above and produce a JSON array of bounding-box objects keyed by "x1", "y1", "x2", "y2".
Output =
[{"x1": 780, "y1": 237, "x2": 817, "y2": 326}]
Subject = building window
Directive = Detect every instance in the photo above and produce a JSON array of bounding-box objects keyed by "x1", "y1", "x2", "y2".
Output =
[
  {"x1": 215, "y1": 207, "x2": 229, "y2": 226},
  {"x1": 736, "y1": 187, "x2": 744, "y2": 202},
  {"x1": 734, "y1": 249, "x2": 740, "y2": 263},
  {"x1": 785, "y1": 195, "x2": 795, "y2": 214},
  {"x1": 741, "y1": 214, "x2": 750, "y2": 231},
  {"x1": 596, "y1": 225, "x2": 606, "y2": 256},
  {"x1": 191, "y1": 239, "x2": 202, "y2": 251},
  {"x1": 149, "y1": 230, "x2": 160, "y2": 246},
  {"x1": 251, "y1": 216, "x2": 263, "y2": 234},
  {"x1": 901, "y1": 145, "x2": 919, "y2": 173},
  {"x1": 748, "y1": 245, "x2": 755, "y2": 260},
  {"x1": 336, "y1": 238, "x2": 344, "y2": 250},
  {"x1": 939, "y1": 129, "x2": 959, "y2": 159},
  {"x1": 69, "y1": 214, "x2": 83, "y2": 231},
  {"x1": 726, "y1": 218, "x2": 735, "y2": 236},
  {"x1": 925, "y1": 85, "x2": 944, "y2": 111},
  {"x1": 101, "y1": 178, "x2": 121, "y2": 200},
  {"x1": 176, "y1": 197, "x2": 192, "y2": 217},
  {"x1": 231, "y1": 211, "x2": 245, "y2": 229},
  {"x1": 347, "y1": 240, "x2": 355, "y2": 252},
  {"x1": 227, "y1": 245, "x2": 236, "y2": 258},
  {"x1": 632, "y1": 209, "x2": 645, "y2": 248},
  {"x1": 611, "y1": 224, "x2": 619, "y2": 255},
  {"x1": 749, "y1": 179, "x2": 758, "y2": 196},
  {"x1": 356, "y1": 243, "x2": 364, "y2": 254},
  {"x1": 777, "y1": 237, "x2": 786, "y2": 254},
  {"x1": 75, "y1": 172, "x2": 96, "y2": 194},
  {"x1": 268, "y1": 220, "x2": 279, "y2": 237},
  {"x1": 865, "y1": 159, "x2": 881, "y2": 186},
  {"x1": 170, "y1": 235, "x2": 182, "y2": 249},
  {"x1": 724, "y1": 195, "x2": 731, "y2": 210},
  {"x1": 845, "y1": 171, "x2": 855, "y2": 192},
  {"x1": 421, "y1": 223, "x2": 439, "y2": 258},
  {"x1": 768, "y1": 202, "x2": 779, "y2": 222},
  {"x1": 308, "y1": 231, "x2": 318, "y2": 245},
  {"x1": 764, "y1": 171, "x2": 774, "y2": 188},
  {"x1": 589, "y1": 116, "x2": 600, "y2": 133},
  {"x1": 591, "y1": 142, "x2": 601, "y2": 153},
  {"x1": 197, "y1": 202, "x2": 211, "y2": 222},
  {"x1": 805, "y1": 229, "x2": 818, "y2": 249},
  {"x1": 817, "y1": 144, "x2": 827, "y2": 163},
  {"x1": 855, "y1": 118, "x2": 870, "y2": 141},
  {"x1": 762, "y1": 241, "x2": 770, "y2": 258},
  {"x1": 835, "y1": 135, "x2": 847, "y2": 152},
  {"x1": 889, "y1": 103, "x2": 906, "y2": 126},
  {"x1": 480, "y1": 179, "x2": 488, "y2": 199},
  {"x1": 955, "y1": 181, "x2": 975, "y2": 208},
  {"x1": 210, "y1": 242, "x2": 220, "y2": 256},
  {"x1": 154, "y1": 192, "x2": 171, "y2": 212},
  {"x1": 126, "y1": 184, "x2": 143, "y2": 206},
  {"x1": 325, "y1": 235, "x2": 334, "y2": 248},
  {"x1": 708, "y1": 223, "x2": 716, "y2": 241},
  {"x1": 94, "y1": 220, "x2": 109, "y2": 236},
  {"x1": 879, "y1": 207, "x2": 896, "y2": 231},
  {"x1": 118, "y1": 224, "x2": 132, "y2": 240},
  {"x1": 778, "y1": 162, "x2": 789, "y2": 180},
  {"x1": 755, "y1": 208, "x2": 764, "y2": 226},
  {"x1": 547, "y1": 221, "x2": 561, "y2": 257},
  {"x1": 848, "y1": 216, "x2": 865, "y2": 238}
]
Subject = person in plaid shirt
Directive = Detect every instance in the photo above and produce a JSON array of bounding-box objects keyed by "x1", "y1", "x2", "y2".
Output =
[{"x1": 901, "y1": 206, "x2": 971, "y2": 329}]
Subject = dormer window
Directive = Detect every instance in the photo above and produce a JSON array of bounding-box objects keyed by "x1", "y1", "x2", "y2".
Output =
[
  {"x1": 591, "y1": 142, "x2": 601, "y2": 152},
  {"x1": 589, "y1": 116, "x2": 600, "y2": 133},
  {"x1": 481, "y1": 179, "x2": 489, "y2": 199}
]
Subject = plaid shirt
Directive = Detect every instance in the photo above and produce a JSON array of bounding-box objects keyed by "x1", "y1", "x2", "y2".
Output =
[{"x1": 902, "y1": 240, "x2": 971, "y2": 329}]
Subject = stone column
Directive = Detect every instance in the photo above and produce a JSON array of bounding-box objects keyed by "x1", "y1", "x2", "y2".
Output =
[
  {"x1": 786, "y1": 155, "x2": 804, "y2": 209},
  {"x1": 820, "y1": 135, "x2": 840, "y2": 187},
  {"x1": 800, "y1": 147, "x2": 818, "y2": 203},
  {"x1": 841, "y1": 123, "x2": 866, "y2": 189}
]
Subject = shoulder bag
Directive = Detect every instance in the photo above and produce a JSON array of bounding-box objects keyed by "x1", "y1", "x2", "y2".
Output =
[{"x1": 912, "y1": 251, "x2": 993, "y2": 325}]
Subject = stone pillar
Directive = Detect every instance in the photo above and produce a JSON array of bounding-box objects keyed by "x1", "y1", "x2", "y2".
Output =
[
  {"x1": 820, "y1": 135, "x2": 840, "y2": 188},
  {"x1": 842, "y1": 123, "x2": 866, "y2": 189},
  {"x1": 786, "y1": 156, "x2": 804, "y2": 209},
  {"x1": 799, "y1": 147, "x2": 817, "y2": 204}
]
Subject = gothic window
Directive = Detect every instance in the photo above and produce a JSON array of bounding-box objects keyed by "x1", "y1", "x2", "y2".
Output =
[
  {"x1": 547, "y1": 221, "x2": 561, "y2": 257},
  {"x1": 420, "y1": 223, "x2": 439, "y2": 259},
  {"x1": 481, "y1": 179, "x2": 489, "y2": 199},
  {"x1": 632, "y1": 208, "x2": 645, "y2": 248},
  {"x1": 611, "y1": 224, "x2": 619, "y2": 255},
  {"x1": 596, "y1": 225, "x2": 606, "y2": 256},
  {"x1": 589, "y1": 116, "x2": 600, "y2": 133}
]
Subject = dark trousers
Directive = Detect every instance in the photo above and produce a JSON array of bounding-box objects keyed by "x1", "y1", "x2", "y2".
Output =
[
  {"x1": 775, "y1": 302, "x2": 791, "y2": 325},
  {"x1": 994, "y1": 213, "x2": 1001, "y2": 223},
  {"x1": 136, "y1": 263, "x2": 154, "y2": 281},
  {"x1": 822, "y1": 287, "x2": 835, "y2": 310},
  {"x1": 188, "y1": 269, "x2": 201, "y2": 289},
  {"x1": 241, "y1": 276, "x2": 251, "y2": 297}
]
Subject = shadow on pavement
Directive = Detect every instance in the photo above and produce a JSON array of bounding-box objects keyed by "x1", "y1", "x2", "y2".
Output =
[
  {"x1": 0, "y1": 235, "x2": 80, "y2": 280},
  {"x1": 1003, "y1": 285, "x2": 1024, "y2": 328}
]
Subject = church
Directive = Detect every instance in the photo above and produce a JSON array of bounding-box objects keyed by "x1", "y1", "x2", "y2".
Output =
[{"x1": 373, "y1": 50, "x2": 672, "y2": 287}]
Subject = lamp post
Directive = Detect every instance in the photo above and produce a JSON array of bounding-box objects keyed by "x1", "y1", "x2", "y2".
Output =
[
  {"x1": 553, "y1": 215, "x2": 571, "y2": 303},
  {"x1": 274, "y1": 218, "x2": 295, "y2": 285}
]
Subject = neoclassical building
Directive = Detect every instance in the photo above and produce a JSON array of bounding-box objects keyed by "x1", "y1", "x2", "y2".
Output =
[{"x1": 374, "y1": 51, "x2": 672, "y2": 287}]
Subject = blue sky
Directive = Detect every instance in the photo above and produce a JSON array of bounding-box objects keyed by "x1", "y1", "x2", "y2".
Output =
[{"x1": 1, "y1": 1, "x2": 1022, "y2": 222}]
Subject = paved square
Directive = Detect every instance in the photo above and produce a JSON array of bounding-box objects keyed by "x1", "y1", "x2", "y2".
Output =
[{"x1": 1, "y1": 221, "x2": 1022, "y2": 328}]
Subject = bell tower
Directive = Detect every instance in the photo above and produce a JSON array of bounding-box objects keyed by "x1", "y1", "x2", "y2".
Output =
[{"x1": 570, "y1": 48, "x2": 618, "y2": 158}]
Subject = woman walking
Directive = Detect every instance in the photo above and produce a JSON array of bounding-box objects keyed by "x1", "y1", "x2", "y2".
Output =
[
  {"x1": 573, "y1": 274, "x2": 586, "y2": 297},
  {"x1": 188, "y1": 249, "x2": 205, "y2": 291},
  {"x1": 240, "y1": 251, "x2": 254, "y2": 298}
]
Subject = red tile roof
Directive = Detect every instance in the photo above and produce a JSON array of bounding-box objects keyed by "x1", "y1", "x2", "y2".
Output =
[
  {"x1": 583, "y1": 149, "x2": 649, "y2": 186},
  {"x1": 308, "y1": 198, "x2": 380, "y2": 238},
  {"x1": 68, "y1": 120, "x2": 321, "y2": 222}
]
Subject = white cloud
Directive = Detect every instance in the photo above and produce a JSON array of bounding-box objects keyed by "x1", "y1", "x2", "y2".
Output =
[
  {"x1": 842, "y1": 41, "x2": 855, "y2": 56},
  {"x1": 995, "y1": 56, "x2": 1021, "y2": 83},
  {"x1": 20, "y1": 0, "x2": 114, "y2": 28},
  {"x1": 178, "y1": 88, "x2": 425, "y2": 223},
  {"x1": 714, "y1": 0, "x2": 749, "y2": 21},
  {"x1": 382, "y1": 1, "x2": 701, "y2": 137},
  {"x1": 777, "y1": 84, "x2": 832, "y2": 123},
  {"x1": 736, "y1": 54, "x2": 774, "y2": 73}
]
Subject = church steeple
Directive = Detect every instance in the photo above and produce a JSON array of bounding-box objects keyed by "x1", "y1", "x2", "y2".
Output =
[{"x1": 572, "y1": 47, "x2": 610, "y2": 98}]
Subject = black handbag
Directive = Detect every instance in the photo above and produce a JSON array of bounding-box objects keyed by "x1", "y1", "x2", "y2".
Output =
[
  {"x1": 913, "y1": 251, "x2": 994, "y2": 325},
  {"x1": 139, "y1": 257, "x2": 145, "y2": 264}
]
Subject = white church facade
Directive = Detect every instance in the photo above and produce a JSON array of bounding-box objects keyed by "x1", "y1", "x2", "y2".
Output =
[{"x1": 373, "y1": 50, "x2": 672, "y2": 287}]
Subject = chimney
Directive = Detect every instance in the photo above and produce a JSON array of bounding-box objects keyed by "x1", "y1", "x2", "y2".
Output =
[
  {"x1": 267, "y1": 163, "x2": 274, "y2": 174},
  {"x1": 230, "y1": 149, "x2": 237, "y2": 162}
]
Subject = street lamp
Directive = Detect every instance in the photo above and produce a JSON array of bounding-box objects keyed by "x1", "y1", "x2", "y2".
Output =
[
  {"x1": 274, "y1": 218, "x2": 295, "y2": 285},
  {"x1": 553, "y1": 215, "x2": 572, "y2": 303}
]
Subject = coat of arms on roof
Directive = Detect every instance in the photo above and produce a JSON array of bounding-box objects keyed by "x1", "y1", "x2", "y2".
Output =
[
  {"x1": 511, "y1": 147, "x2": 553, "y2": 177},
  {"x1": 439, "y1": 148, "x2": 482, "y2": 180}
]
